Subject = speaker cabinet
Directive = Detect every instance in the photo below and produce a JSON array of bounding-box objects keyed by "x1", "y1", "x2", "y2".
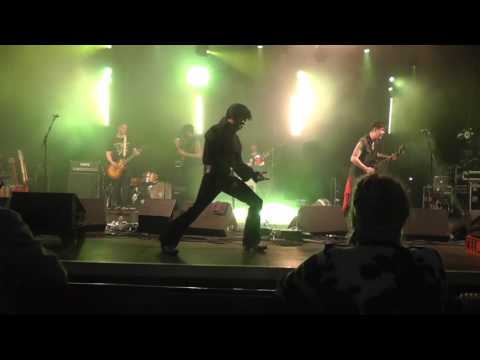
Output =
[
  {"x1": 297, "y1": 206, "x2": 348, "y2": 235},
  {"x1": 79, "y1": 198, "x2": 106, "y2": 231},
  {"x1": 137, "y1": 199, "x2": 176, "y2": 234},
  {"x1": 10, "y1": 192, "x2": 86, "y2": 247},
  {"x1": 68, "y1": 172, "x2": 100, "y2": 199},
  {"x1": 403, "y1": 208, "x2": 450, "y2": 240},
  {"x1": 184, "y1": 202, "x2": 237, "y2": 237}
]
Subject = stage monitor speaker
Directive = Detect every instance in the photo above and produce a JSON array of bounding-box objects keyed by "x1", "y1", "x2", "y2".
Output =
[
  {"x1": 471, "y1": 210, "x2": 480, "y2": 222},
  {"x1": 80, "y1": 199, "x2": 106, "y2": 231},
  {"x1": 403, "y1": 208, "x2": 450, "y2": 240},
  {"x1": 297, "y1": 206, "x2": 348, "y2": 235},
  {"x1": 468, "y1": 210, "x2": 480, "y2": 233},
  {"x1": 10, "y1": 192, "x2": 86, "y2": 247},
  {"x1": 137, "y1": 199, "x2": 176, "y2": 234},
  {"x1": 184, "y1": 202, "x2": 237, "y2": 237},
  {"x1": 68, "y1": 172, "x2": 100, "y2": 199}
]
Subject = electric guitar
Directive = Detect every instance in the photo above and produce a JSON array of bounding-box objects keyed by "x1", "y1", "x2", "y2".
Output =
[
  {"x1": 17, "y1": 150, "x2": 29, "y2": 192},
  {"x1": 106, "y1": 148, "x2": 142, "y2": 180},
  {"x1": 373, "y1": 144, "x2": 406, "y2": 172},
  {"x1": 8, "y1": 150, "x2": 29, "y2": 193}
]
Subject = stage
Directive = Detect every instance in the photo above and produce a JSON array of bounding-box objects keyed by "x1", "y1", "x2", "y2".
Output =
[{"x1": 59, "y1": 232, "x2": 480, "y2": 294}]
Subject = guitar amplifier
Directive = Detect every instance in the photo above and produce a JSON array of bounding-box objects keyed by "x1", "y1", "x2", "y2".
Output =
[
  {"x1": 463, "y1": 171, "x2": 480, "y2": 181},
  {"x1": 70, "y1": 161, "x2": 100, "y2": 173},
  {"x1": 68, "y1": 161, "x2": 101, "y2": 199}
]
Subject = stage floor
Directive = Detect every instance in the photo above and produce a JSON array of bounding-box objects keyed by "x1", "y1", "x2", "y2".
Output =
[{"x1": 58, "y1": 232, "x2": 480, "y2": 290}]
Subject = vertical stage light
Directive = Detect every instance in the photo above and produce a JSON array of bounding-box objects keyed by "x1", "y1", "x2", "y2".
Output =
[
  {"x1": 97, "y1": 67, "x2": 112, "y2": 127},
  {"x1": 194, "y1": 95, "x2": 204, "y2": 135},
  {"x1": 187, "y1": 66, "x2": 209, "y2": 135},
  {"x1": 290, "y1": 71, "x2": 314, "y2": 137},
  {"x1": 388, "y1": 96, "x2": 394, "y2": 134}
]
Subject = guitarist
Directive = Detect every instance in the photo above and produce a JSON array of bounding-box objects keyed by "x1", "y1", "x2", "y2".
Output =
[
  {"x1": 342, "y1": 122, "x2": 398, "y2": 215},
  {"x1": 106, "y1": 123, "x2": 140, "y2": 208}
]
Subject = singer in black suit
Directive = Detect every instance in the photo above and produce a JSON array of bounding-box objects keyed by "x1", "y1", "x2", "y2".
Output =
[{"x1": 159, "y1": 104, "x2": 269, "y2": 255}]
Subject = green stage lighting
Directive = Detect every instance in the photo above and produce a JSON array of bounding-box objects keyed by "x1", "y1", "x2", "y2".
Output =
[
  {"x1": 194, "y1": 95, "x2": 204, "y2": 135},
  {"x1": 187, "y1": 66, "x2": 209, "y2": 88},
  {"x1": 388, "y1": 97, "x2": 394, "y2": 134},
  {"x1": 290, "y1": 71, "x2": 315, "y2": 136},
  {"x1": 97, "y1": 67, "x2": 112, "y2": 126}
]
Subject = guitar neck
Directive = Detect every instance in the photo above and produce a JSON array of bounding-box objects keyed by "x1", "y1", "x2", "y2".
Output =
[
  {"x1": 122, "y1": 151, "x2": 140, "y2": 164},
  {"x1": 375, "y1": 147, "x2": 404, "y2": 168},
  {"x1": 18, "y1": 150, "x2": 29, "y2": 184}
]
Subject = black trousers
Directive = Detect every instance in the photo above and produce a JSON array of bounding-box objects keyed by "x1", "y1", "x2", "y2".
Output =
[
  {"x1": 111, "y1": 167, "x2": 131, "y2": 207},
  {"x1": 174, "y1": 164, "x2": 203, "y2": 204},
  {"x1": 161, "y1": 172, "x2": 263, "y2": 249}
]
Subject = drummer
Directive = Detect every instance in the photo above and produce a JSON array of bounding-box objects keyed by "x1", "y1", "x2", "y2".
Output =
[{"x1": 128, "y1": 171, "x2": 160, "y2": 206}]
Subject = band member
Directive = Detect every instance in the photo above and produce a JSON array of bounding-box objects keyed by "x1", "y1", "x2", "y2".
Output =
[
  {"x1": 159, "y1": 104, "x2": 269, "y2": 255},
  {"x1": 174, "y1": 124, "x2": 203, "y2": 202},
  {"x1": 248, "y1": 144, "x2": 265, "y2": 170},
  {"x1": 106, "y1": 123, "x2": 140, "y2": 208},
  {"x1": 342, "y1": 121, "x2": 397, "y2": 215},
  {"x1": 246, "y1": 144, "x2": 269, "y2": 192}
]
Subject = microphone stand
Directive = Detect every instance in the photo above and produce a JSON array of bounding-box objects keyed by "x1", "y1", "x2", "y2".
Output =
[
  {"x1": 422, "y1": 130, "x2": 435, "y2": 185},
  {"x1": 428, "y1": 135, "x2": 434, "y2": 186},
  {"x1": 42, "y1": 115, "x2": 59, "y2": 192}
]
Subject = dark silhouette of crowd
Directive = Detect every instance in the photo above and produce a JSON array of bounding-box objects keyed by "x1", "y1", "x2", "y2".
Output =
[
  {"x1": 278, "y1": 174, "x2": 448, "y2": 314},
  {"x1": 0, "y1": 192, "x2": 67, "y2": 314}
]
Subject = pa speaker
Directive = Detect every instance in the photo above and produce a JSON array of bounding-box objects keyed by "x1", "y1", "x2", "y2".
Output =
[
  {"x1": 10, "y1": 192, "x2": 86, "y2": 247},
  {"x1": 184, "y1": 202, "x2": 237, "y2": 237},
  {"x1": 68, "y1": 172, "x2": 100, "y2": 199},
  {"x1": 138, "y1": 199, "x2": 176, "y2": 234},
  {"x1": 296, "y1": 206, "x2": 348, "y2": 235},
  {"x1": 403, "y1": 208, "x2": 450, "y2": 240}
]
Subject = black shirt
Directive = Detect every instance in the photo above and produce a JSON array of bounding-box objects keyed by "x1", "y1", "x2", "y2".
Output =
[
  {"x1": 0, "y1": 207, "x2": 68, "y2": 313},
  {"x1": 176, "y1": 135, "x2": 201, "y2": 169},
  {"x1": 203, "y1": 118, "x2": 255, "y2": 181},
  {"x1": 349, "y1": 134, "x2": 378, "y2": 179},
  {"x1": 108, "y1": 135, "x2": 135, "y2": 162}
]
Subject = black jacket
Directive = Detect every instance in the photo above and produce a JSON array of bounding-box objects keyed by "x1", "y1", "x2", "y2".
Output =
[
  {"x1": 203, "y1": 118, "x2": 256, "y2": 181},
  {"x1": 0, "y1": 207, "x2": 68, "y2": 313}
]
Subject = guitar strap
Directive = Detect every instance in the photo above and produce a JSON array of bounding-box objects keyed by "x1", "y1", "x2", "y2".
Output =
[{"x1": 122, "y1": 135, "x2": 127, "y2": 158}]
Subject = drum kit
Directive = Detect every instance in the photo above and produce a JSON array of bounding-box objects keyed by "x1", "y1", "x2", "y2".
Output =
[{"x1": 129, "y1": 171, "x2": 172, "y2": 206}]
